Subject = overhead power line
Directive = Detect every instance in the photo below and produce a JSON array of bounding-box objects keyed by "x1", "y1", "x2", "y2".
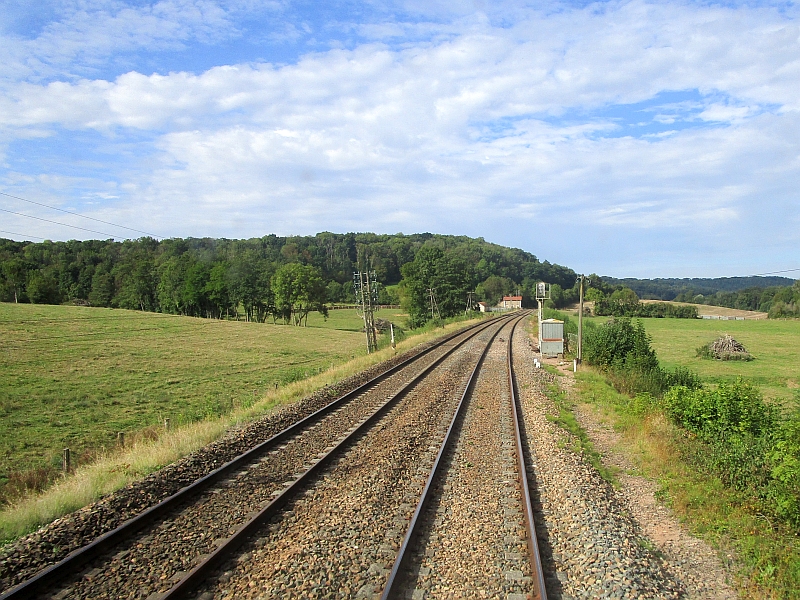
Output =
[
  {"x1": 0, "y1": 206, "x2": 119, "y2": 238},
  {"x1": 0, "y1": 229, "x2": 47, "y2": 241},
  {"x1": 748, "y1": 267, "x2": 800, "y2": 277},
  {"x1": 0, "y1": 190, "x2": 160, "y2": 239}
]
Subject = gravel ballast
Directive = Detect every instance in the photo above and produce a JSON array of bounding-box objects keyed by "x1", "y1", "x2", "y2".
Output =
[{"x1": 512, "y1": 326, "x2": 682, "y2": 600}]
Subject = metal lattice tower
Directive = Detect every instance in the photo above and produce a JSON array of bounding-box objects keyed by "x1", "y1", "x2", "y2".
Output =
[
  {"x1": 427, "y1": 287, "x2": 441, "y2": 323},
  {"x1": 354, "y1": 270, "x2": 379, "y2": 353}
]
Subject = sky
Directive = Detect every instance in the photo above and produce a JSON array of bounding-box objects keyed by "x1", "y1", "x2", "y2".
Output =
[{"x1": 0, "y1": 0, "x2": 798, "y2": 278}]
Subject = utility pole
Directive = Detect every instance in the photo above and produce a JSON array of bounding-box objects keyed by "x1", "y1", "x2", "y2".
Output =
[
  {"x1": 427, "y1": 287, "x2": 441, "y2": 324},
  {"x1": 354, "y1": 270, "x2": 379, "y2": 353},
  {"x1": 578, "y1": 274, "x2": 584, "y2": 365},
  {"x1": 465, "y1": 291, "x2": 476, "y2": 314}
]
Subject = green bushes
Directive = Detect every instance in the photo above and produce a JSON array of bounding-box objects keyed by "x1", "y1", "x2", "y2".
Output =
[
  {"x1": 663, "y1": 381, "x2": 776, "y2": 438},
  {"x1": 593, "y1": 287, "x2": 698, "y2": 318},
  {"x1": 662, "y1": 382, "x2": 800, "y2": 527},
  {"x1": 582, "y1": 317, "x2": 698, "y2": 396},
  {"x1": 585, "y1": 318, "x2": 800, "y2": 528}
]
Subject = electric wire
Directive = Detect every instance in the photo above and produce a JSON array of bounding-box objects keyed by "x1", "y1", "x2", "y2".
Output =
[
  {"x1": 748, "y1": 267, "x2": 800, "y2": 277},
  {"x1": 0, "y1": 191, "x2": 160, "y2": 239},
  {"x1": 0, "y1": 230, "x2": 47, "y2": 241},
  {"x1": 0, "y1": 206, "x2": 120, "y2": 238}
]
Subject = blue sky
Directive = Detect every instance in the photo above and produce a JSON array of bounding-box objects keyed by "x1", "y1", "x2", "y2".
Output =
[{"x1": 1, "y1": 0, "x2": 798, "y2": 278}]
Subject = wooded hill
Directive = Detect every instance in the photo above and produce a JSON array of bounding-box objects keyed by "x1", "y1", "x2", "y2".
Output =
[
  {"x1": 0, "y1": 233, "x2": 576, "y2": 326},
  {"x1": 601, "y1": 275, "x2": 800, "y2": 318},
  {"x1": 602, "y1": 276, "x2": 795, "y2": 301}
]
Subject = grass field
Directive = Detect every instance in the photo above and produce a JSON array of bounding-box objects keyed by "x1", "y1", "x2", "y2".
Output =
[
  {"x1": 0, "y1": 303, "x2": 368, "y2": 494},
  {"x1": 634, "y1": 317, "x2": 800, "y2": 405}
]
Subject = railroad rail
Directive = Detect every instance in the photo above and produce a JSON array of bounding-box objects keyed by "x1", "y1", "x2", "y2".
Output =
[
  {"x1": 1, "y1": 313, "x2": 515, "y2": 600},
  {"x1": 155, "y1": 313, "x2": 520, "y2": 599},
  {"x1": 381, "y1": 312, "x2": 547, "y2": 599}
]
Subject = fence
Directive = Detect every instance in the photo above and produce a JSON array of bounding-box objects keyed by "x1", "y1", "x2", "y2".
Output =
[{"x1": 700, "y1": 315, "x2": 746, "y2": 321}]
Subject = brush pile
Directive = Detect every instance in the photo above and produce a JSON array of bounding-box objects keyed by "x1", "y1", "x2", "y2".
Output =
[{"x1": 697, "y1": 334, "x2": 753, "y2": 361}]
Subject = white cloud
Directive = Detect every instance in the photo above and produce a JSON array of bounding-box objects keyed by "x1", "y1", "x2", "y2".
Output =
[
  {"x1": 0, "y1": 0, "x2": 239, "y2": 82},
  {"x1": 2, "y1": 0, "x2": 799, "y2": 276}
]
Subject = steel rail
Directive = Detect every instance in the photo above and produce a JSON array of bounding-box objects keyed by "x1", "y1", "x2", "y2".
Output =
[
  {"x1": 507, "y1": 316, "x2": 548, "y2": 600},
  {"x1": 1, "y1": 314, "x2": 512, "y2": 600},
  {"x1": 158, "y1": 313, "x2": 516, "y2": 599},
  {"x1": 380, "y1": 311, "x2": 532, "y2": 599}
]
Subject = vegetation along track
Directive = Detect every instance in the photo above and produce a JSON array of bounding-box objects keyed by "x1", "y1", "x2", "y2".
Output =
[
  {"x1": 382, "y1": 313, "x2": 546, "y2": 599},
  {"x1": 0, "y1": 314, "x2": 516, "y2": 599}
]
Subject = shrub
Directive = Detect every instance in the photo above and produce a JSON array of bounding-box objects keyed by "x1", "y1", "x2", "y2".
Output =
[
  {"x1": 583, "y1": 317, "x2": 699, "y2": 397},
  {"x1": 662, "y1": 380, "x2": 776, "y2": 439},
  {"x1": 583, "y1": 317, "x2": 658, "y2": 371},
  {"x1": 768, "y1": 410, "x2": 800, "y2": 527}
]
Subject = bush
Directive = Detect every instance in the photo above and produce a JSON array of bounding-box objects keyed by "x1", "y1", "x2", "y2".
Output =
[
  {"x1": 662, "y1": 380, "x2": 776, "y2": 438},
  {"x1": 594, "y1": 298, "x2": 698, "y2": 319},
  {"x1": 661, "y1": 381, "x2": 800, "y2": 527},
  {"x1": 663, "y1": 366, "x2": 703, "y2": 390},
  {"x1": 768, "y1": 410, "x2": 800, "y2": 527},
  {"x1": 583, "y1": 317, "x2": 658, "y2": 370}
]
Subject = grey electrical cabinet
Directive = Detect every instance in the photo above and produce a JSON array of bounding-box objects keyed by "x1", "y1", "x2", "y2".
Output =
[{"x1": 540, "y1": 318, "x2": 564, "y2": 358}]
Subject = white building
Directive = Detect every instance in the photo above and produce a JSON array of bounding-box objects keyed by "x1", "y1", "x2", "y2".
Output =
[{"x1": 501, "y1": 295, "x2": 523, "y2": 309}]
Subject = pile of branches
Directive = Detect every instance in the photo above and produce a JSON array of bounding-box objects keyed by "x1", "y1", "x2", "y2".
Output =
[{"x1": 697, "y1": 334, "x2": 753, "y2": 361}]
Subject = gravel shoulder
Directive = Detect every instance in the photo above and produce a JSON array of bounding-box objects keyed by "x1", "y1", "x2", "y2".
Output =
[
  {"x1": 540, "y1": 354, "x2": 738, "y2": 599},
  {"x1": 571, "y1": 401, "x2": 738, "y2": 600}
]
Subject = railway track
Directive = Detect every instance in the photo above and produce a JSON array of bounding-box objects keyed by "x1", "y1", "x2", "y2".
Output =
[
  {"x1": 381, "y1": 314, "x2": 546, "y2": 599},
  {"x1": 1, "y1": 314, "x2": 523, "y2": 600}
]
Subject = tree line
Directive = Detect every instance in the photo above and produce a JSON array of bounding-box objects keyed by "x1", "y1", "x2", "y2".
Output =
[
  {"x1": 0, "y1": 233, "x2": 577, "y2": 326},
  {"x1": 600, "y1": 275, "x2": 796, "y2": 300},
  {"x1": 672, "y1": 284, "x2": 800, "y2": 318}
]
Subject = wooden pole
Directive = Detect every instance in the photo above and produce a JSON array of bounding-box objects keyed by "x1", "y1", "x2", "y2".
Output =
[
  {"x1": 62, "y1": 448, "x2": 71, "y2": 473},
  {"x1": 118, "y1": 432, "x2": 125, "y2": 448},
  {"x1": 578, "y1": 274, "x2": 584, "y2": 365}
]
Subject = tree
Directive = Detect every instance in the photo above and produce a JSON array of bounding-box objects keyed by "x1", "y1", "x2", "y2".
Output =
[
  {"x1": 205, "y1": 262, "x2": 231, "y2": 318},
  {"x1": 477, "y1": 275, "x2": 514, "y2": 306},
  {"x1": 272, "y1": 263, "x2": 328, "y2": 326},
  {"x1": 27, "y1": 269, "x2": 61, "y2": 304},
  {"x1": 88, "y1": 267, "x2": 114, "y2": 307},
  {"x1": 1, "y1": 257, "x2": 30, "y2": 303},
  {"x1": 400, "y1": 246, "x2": 474, "y2": 327}
]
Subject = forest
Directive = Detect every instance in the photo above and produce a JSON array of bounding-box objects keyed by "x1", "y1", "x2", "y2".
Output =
[
  {"x1": 600, "y1": 275, "x2": 800, "y2": 319},
  {"x1": 0, "y1": 233, "x2": 577, "y2": 326}
]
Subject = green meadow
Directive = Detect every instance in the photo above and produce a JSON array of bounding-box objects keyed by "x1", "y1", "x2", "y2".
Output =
[
  {"x1": 636, "y1": 317, "x2": 800, "y2": 405},
  {"x1": 0, "y1": 302, "x2": 368, "y2": 494}
]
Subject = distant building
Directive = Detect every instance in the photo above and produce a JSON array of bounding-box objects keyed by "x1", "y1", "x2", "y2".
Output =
[
  {"x1": 501, "y1": 295, "x2": 522, "y2": 309},
  {"x1": 477, "y1": 301, "x2": 489, "y2": 312}
]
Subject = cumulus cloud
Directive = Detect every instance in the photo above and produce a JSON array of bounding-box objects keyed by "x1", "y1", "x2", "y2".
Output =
[{"x1": 1, "y1": 0, "x2": 799, "y2": 276}]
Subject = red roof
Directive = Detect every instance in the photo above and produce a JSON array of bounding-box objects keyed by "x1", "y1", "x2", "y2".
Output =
[{"x1": 503, "y1": 296, "x2": 523, "y2": 301}]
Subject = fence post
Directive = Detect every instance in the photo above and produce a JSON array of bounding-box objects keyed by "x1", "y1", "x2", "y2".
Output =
[{"x1": 62, "y1": 448, "x2": 71, "y2": 473}]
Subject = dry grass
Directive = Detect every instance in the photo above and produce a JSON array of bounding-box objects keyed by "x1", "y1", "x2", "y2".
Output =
[{"x1": 0, "y1": 316, "x2": 483, "y2": 543}]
